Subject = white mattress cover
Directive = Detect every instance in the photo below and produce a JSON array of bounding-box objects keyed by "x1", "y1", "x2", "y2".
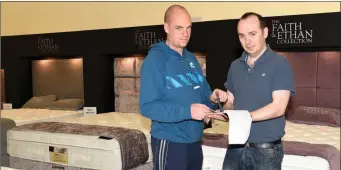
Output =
[
  {"x1": 7, "y1": 112, "x2": 152, "y2": 170},
  {"x1": 1, "y1": 167, "x2": 21, "y2": 170},
  {"x1": 201, "y1": 145, "x2": 330, "y2": 170},
  {"x1": 1, "y1": 108, "x2": 83, "y2": 126},
  {"x1": 202, "y1": 120, "x2": 340, "y2": 170}
]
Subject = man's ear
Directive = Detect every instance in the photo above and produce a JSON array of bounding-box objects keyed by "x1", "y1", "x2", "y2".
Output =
[
  {"x1": 164, "y1": 23, "x2": 169, "y2": 34},
  {"x1": 263, "y1": 27, "x2": 269, "y2": 39}
]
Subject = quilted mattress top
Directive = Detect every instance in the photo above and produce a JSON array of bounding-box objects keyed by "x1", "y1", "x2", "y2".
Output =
[
  {"x1": 1, "y1": 108, "x2": 83, "y2": 126},
  {"x1": 284, "y1": 121, "x2": 340, "y2": 150}
]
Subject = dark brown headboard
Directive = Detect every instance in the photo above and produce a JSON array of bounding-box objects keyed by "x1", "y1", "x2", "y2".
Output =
[
  {"x1": 1, "y1": 69, "x2": 5, "y2": 105},
  {"x1": 275, "y1": 51, "x2": 340, "y2": 110},
  {"x1": 0, "y1": 69, "x2": 6, "y2": 109}
]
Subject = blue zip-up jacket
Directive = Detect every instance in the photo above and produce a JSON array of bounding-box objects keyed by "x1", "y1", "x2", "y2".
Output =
[{"x1": 139, "y1": 41, "x2": 216, "y2": 143}]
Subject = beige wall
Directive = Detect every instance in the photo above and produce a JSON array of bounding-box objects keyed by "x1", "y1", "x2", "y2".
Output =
[{"x1": 1, "y1": 2, "x2": 340, "y2": 36}]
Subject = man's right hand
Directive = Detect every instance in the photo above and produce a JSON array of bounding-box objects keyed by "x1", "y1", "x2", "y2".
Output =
[{"x1": 191, "y1": 103, "x2": 211, "y2": 120}]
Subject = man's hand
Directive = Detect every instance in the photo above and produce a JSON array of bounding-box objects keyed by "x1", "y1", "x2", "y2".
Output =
[
  {"x1": 191, "y1": 104, "x2": 211, "y2": 120},
  {"x1": 204, "y1": 117, "x2": 211, "y2": 124},
  {"x1": 206, "y1": 111, "x2": 229, "y2": 121},
  {"x1": 210, "y1": 89, "x2": 228, "y2": 103}
]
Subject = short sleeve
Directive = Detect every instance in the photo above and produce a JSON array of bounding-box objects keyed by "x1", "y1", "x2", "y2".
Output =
[
  {"x1": 224, "y1": 66, "x2": 235, "y2": 94},
  {"x1": 272, "y1": 58, "x2": 296, "y2": 96}
]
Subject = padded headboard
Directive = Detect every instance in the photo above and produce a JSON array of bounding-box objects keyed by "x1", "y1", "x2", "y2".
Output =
[
  {"x1": 275, "y1": 51, "x2": 340, "y2": 110},
  {"x1": 114, "y1": 53, "x2": 207, "y2": 113}
]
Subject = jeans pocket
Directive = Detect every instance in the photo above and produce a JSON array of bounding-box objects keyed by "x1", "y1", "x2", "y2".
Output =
[
  {"x1": 259, "y1": 145, "x2": 283, "y2": 168},
  {"x1": 260, "y1": 148, "x2": 276, "y2": 156}
]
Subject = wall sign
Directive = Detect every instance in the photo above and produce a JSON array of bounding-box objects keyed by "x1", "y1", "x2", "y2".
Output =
[
  {"x1": 271, "y1": 19, "x2": 313, "y2": 45},
  {"x1": 37, "y1": 36, "x2": 60, "y2": 53},
  {"x1": 134, "y1": 30, "x2": 164, "y2": 50}
]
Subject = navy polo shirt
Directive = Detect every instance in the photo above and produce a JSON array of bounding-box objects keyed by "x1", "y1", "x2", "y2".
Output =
[{"x1": 224, "y1": 45, "x2": 295, "y2": 143}]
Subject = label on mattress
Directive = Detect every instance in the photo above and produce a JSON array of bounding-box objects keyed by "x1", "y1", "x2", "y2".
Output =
[
  {"x1": 3, "y1": 103, "x2": 12, "y2": 110},
  {"x1": 83, "y1": 107, "x2": 97, "y2": 115},
  {"x1": 49, "y1": 146, "x2": 68, "y2": 164}
]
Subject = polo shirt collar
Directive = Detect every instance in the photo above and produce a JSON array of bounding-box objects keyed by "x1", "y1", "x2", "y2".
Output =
[{"x1": 239, "y1": 44, "x2": 272, "y2": 64}]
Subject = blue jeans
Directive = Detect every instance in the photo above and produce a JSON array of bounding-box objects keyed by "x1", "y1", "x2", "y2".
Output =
[{"x1": 222, "y1": 143, "x2": 284, "y2": 170}]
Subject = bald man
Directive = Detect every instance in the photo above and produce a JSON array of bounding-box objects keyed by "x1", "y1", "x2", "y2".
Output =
[{"x1": 139, "y1": 5, "x2": 227, "y2": 170}]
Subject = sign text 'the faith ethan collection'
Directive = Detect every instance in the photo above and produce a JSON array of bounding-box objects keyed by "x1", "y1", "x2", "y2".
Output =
[
  {"x1": 37, "y1": 36, "x2": 60, "y2": 53},
  {"x1": 135, "y1": 30, "x2": 164, "y2": 50},
  {"x1": 271, "y1": 20, "x2": 313, "y2": 45}
]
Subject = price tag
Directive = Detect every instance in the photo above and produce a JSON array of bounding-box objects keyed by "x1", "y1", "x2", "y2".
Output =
[
  {"x1": 3, "y1": 103, "x2": 12, "y2": 110},
  {"x1": 83, "y1": 107, "x2": 97, "y2": 115}
]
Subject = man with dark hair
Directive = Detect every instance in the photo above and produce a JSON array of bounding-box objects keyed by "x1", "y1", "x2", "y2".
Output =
[
  {"x1": 139, "y1": 5, "x2": 228, "y2": 170},
  {"x1": 221, "y1": 12, "x2": 295, "y2": 169},
  {"x1": 241, "y1": 12, "x2": 267, "y2": 29}
]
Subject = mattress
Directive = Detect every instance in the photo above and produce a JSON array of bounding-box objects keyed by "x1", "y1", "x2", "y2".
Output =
[
  {"x1": 60, "y1": 112, "x2": 153, "y2": 163},
  {"x1": 1, "y1": 108, "x2": 83, "y2": 126},
  {"x1": 202, "y1": 120, "x2": 340, "y2": 170},
  {"x1": 7, "y1": 112, "x2": 152, "y2": 170}
]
